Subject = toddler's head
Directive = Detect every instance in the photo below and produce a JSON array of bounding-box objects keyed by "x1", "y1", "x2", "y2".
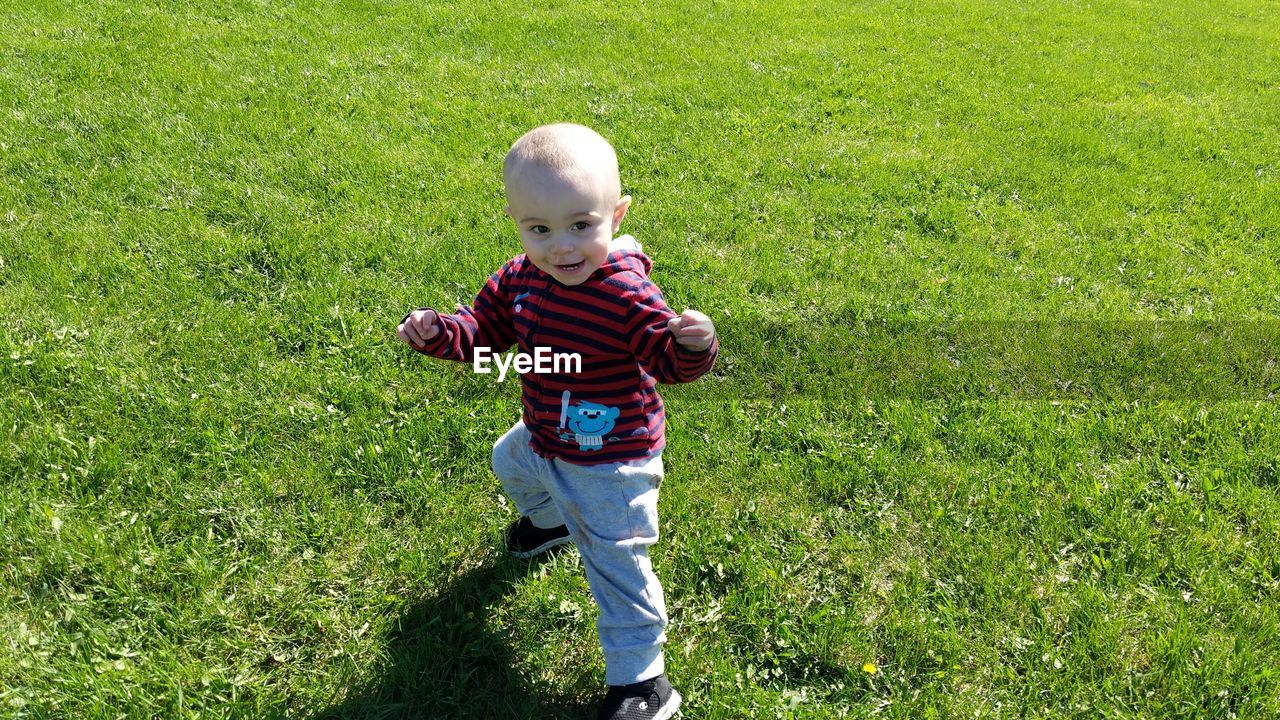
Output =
[{"x1": 504, "y1": 124, "x2": 631, "y2": 286}]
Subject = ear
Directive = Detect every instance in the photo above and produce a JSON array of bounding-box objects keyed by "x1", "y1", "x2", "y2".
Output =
[
  {"x1": 504, "y1": 205, "x2": 515, "y2": 222},
  {"x1": 611, "y1": 195, "x2": 632, "y2": 233}
]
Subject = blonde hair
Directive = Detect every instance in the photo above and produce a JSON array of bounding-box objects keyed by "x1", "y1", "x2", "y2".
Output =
[{"x1": 503, "y1": 123, "x2": 622, "y2": 199}]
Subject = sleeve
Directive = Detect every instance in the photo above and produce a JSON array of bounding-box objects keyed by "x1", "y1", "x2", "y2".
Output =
[
  {"x1": 402, "y1": 261, "x2": 518, "y2": 363},
  {"x1": 624, "y1": 280, "x2": 718, "y2": 384}
]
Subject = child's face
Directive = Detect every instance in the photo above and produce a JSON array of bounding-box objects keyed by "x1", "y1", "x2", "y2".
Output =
[{"x1": 505, "y1": 166, "x2": 630, "y2": 286}]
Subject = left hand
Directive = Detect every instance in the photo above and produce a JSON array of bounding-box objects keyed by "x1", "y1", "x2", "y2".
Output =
[{"x1": 667, "y1": 309, "x2": 716, "y2": 352}]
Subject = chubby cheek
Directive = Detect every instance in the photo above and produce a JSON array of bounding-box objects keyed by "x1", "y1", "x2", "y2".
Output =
[
  {"x1": 529, "y1": 257, "x2": 560, "y2": 277},
  {"x1": 586, "y1": 235, "x2": 612, "y2": 261},
  {"x1": 585, "y1": 246, "x2": 608, "y2": 265},
  {"x1": 519, "y1": 242, "x2": 550, "y2": 266}
]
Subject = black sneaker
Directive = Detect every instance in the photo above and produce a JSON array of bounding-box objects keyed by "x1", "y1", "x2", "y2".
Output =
[
  {"x1": 504, "y1": 516, "x2": 572, "y2": 558},
  {"x1": 597, "y1": 674, "x2": 682, "y2": 720}
]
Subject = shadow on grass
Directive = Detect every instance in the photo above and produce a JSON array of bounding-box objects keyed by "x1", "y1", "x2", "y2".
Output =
[{"x1": 312, "y1": 548, "x2": 591, "y2": 720}]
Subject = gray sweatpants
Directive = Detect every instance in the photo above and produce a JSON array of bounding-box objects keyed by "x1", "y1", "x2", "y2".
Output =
[{"x1": 491, "y1": 421, "x2": 667, "y2": 685}]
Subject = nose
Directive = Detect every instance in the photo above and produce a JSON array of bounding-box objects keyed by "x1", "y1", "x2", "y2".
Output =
[{"x1": 550, "y1": 233, "x2": 575, "y2": 254}]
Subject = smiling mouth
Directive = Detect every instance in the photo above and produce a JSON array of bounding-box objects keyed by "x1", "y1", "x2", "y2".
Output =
[{"x1": 555, "y1": 261, "x2": 585, "y2": 272}]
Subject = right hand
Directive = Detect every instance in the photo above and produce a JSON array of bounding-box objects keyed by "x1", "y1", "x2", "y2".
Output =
[{"x1": 397, "y1": 308, "x2": 440, "y2": 346}]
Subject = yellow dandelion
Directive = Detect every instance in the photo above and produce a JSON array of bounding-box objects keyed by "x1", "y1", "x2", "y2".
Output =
[{"x1": 862, "y1": 662, "x2": 878, "y2": 675}]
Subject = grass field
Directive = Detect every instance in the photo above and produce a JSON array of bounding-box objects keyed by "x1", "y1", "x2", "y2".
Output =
[{"x1": 3, "y1": 0, "x2": 1279, "y2": 717}]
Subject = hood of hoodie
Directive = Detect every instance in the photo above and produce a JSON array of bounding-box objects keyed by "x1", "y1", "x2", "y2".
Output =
[{"x1": 594, "y1": 234, "x2": 651, "y2": 280}]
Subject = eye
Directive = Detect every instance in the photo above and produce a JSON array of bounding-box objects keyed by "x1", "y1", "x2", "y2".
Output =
[
  {"x1": 529, "y1": 225, "x2": 550, "y2": 234},
  {"x1": 571, "y1": 221, "x2": 590, "y2": 231}
]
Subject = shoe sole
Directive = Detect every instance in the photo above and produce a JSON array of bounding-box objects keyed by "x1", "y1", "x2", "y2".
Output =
[
  {"x1": 654, "y1": 688, "x2": 682, "y2": 720},
  {"x1": 508, "y1": 534, "x2": 573, "y2": 559}
]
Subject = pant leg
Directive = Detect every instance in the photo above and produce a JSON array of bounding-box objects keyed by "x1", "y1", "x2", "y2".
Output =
[
  {"x1": 491, "y1": 421, "x2": 565, "y2": 530},
  {"x1": 542, "y1": 454, "x2": 667, "y2": 685}
]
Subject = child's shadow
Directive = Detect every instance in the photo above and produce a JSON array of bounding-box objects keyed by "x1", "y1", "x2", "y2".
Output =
[{"x1": 312, "y1": 549, "x2": 591, "y2": 719}]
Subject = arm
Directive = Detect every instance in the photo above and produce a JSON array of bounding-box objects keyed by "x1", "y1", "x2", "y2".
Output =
[
  {"x1": 397, "y1": 264, "x2": 517, "y2": 362},
  {"x1": 624, "y1": 281, "x2": 718, "y2": 384}
]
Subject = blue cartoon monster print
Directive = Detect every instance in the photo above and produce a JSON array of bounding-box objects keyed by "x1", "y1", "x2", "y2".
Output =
[{"x1": 558, "y1": 399, "x2": 621, "y2": 451}]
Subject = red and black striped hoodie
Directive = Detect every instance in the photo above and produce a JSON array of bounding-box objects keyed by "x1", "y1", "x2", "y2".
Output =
[{"x1": 407, "y1": 236, "x2": 718, "y2": 465}]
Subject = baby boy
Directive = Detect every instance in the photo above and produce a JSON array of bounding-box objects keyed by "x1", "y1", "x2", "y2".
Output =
[{"x1": 397, "y1": 123, "x2": 717, "y2": 720}]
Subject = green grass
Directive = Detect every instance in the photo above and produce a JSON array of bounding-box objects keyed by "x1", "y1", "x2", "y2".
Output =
[{"x1": 2, "y1": 0, "x2": 1279, "y2": 717}]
